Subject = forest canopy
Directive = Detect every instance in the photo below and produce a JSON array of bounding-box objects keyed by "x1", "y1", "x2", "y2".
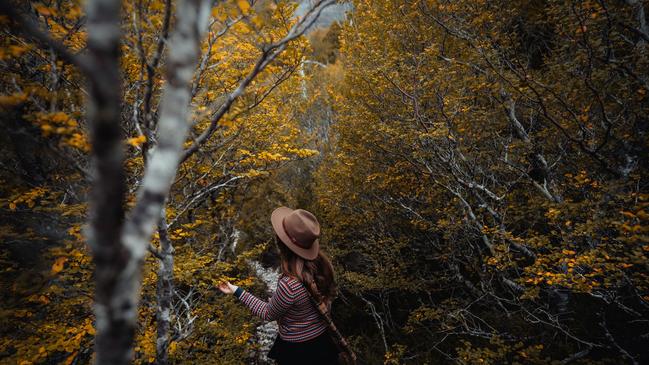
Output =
[{"x1": 1, "y1": 0, "x2": 648, "y2": 364}]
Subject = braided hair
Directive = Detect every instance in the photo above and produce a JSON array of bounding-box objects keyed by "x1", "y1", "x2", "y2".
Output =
[
  {"x1": 275, "y1": 234, "x2": 337, "y2": 307},
  {"x1": 276, "y1": 235, "x2": 357, "y2": 364}
]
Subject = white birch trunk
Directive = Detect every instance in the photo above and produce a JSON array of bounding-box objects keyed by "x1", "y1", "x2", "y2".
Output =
[
  {"x1": 84, "y1": 1, "x2": 129, "y2": 364},
  {"x1": 156, "y1": 206, "x2": 174, "y2": 365},
  {"x1": 86, "y1": 0, "x2": 211, "y2": 363}
]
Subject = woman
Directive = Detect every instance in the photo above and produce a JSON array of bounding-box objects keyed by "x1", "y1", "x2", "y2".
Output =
[{"x1": 218, "y1": 206, "x2": 339, "y2": 365}]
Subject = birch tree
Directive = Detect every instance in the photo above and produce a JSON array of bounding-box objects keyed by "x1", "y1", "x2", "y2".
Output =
[
  {"x1": 1, "y1": 0, "x2": 334, "y2": 363},
  {"x1": 313, "y1": 0, "x2": 648, "y2": 363}
]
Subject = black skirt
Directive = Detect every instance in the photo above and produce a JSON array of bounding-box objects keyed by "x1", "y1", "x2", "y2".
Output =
[{"x1": 267, "y1": 331, "x2": 340, "y2": 365}]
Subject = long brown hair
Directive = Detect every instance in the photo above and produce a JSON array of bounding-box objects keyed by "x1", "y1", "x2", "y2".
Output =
[{"x1": 275, "y1": 234, "x2": 337, "y2": 306}]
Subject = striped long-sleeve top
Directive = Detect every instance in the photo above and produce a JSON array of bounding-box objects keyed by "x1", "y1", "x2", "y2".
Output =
[{"x1": 234, "y1": 274, "x2": 328, "y2": 342}]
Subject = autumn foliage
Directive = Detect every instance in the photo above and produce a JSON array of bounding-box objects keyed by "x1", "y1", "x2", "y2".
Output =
[
  {"x1": 1, "y1": 0, "x2": 648, "y2": 364},
  {"x1": 310, "y1": 0, "x2": 649, "y2": 363}
]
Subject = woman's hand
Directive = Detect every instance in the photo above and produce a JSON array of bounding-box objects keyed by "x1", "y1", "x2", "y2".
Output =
[{"x1": 217, "y1": 281, "x2": 238, "y2": 295}]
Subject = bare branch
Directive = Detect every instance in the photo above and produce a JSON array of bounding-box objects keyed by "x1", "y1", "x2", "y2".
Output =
[{"x1": 180, "y1": 0, "x2": 336, "y2": 162}]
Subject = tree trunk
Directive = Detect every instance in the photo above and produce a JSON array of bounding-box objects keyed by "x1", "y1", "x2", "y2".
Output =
[
  {"x1": 83, "y1": 0, "x2": 130, "y2": 364},
  {"x1": 86, "y1": 0, "x2": 212, "y2": 363},
  {"x1": 156, "y1": 206, "x2": 174, "y2": 365}
]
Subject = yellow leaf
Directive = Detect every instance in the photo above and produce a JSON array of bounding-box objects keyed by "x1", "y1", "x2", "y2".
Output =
[
  {"x1": 237, "y1": 0, "x2": 250, "y2": 13},
  {"x1": 9, "y1": 45, "x2": 28, "y2": 57},
  {"x1": 64, "y1": 352, "x2": 77, "y2": 365},
  {"x1": 126, "y1": 135, "x2": 147, "y2": 147},
  {"x1": 621, "y1": 211, "x2": 636, "y2": 219},
  {"x1": 65, "y1": 6, "x2": 81, "y2": 20},
  {"x1": 34, "y1": 4, "x2": 55, "y2": 16},
  {"x1": 87, "y1": 324, "x2": 96, "y2": 335},
  {"x1": 51, "y1": 257, "x2": 67, "y2": 274}
]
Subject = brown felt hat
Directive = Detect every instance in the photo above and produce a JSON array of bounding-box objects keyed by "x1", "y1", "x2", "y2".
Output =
[{"x1": 271, "y1": 206, "x2": 320, "y2": 260}]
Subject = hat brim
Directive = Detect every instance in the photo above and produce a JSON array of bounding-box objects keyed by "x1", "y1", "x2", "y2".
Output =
[{"x1": 271, "y1": 206, "x2": 319, "y2": 260}]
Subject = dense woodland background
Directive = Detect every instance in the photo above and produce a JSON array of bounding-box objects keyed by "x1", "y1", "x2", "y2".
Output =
[{"x1": 1, "y1": 0, "x2": 648, "y2": 364}]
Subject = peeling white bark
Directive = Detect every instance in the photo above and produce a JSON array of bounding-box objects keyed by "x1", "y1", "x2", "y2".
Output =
[
  {"x1": 156, "y1": 206, "x2": 174, "y2": 365},
  {"x1": 86, "y1": 0, "x2": 211, "y2": 364},
  {"x1": 83, "y1": 0, "x2": 337, "y2": 363}
]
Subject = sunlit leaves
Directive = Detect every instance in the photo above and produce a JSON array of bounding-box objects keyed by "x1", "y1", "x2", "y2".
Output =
[{"x1": 126, "y1": 134, "x2": 147, "y2": 147}]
